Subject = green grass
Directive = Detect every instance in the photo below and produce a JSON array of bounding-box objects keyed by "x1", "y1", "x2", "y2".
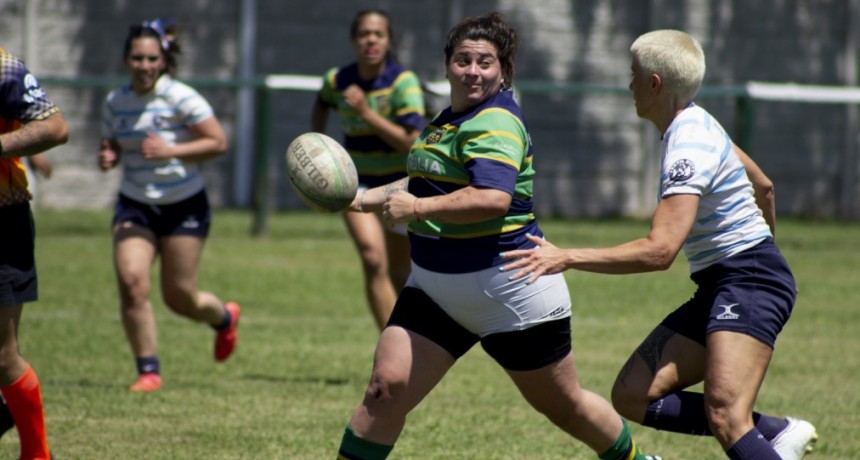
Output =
[{"x1": 7, "y1": 209, "x2": 858, "y2": 459}]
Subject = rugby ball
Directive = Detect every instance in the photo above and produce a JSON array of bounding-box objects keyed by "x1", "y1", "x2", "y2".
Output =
[{"x1": 285, "y1": 132, "x2": 358, "y2": 213}]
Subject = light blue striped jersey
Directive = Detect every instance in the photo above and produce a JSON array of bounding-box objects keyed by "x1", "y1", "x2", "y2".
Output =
[
  {"x1": 660, "y1": 103, "x2": 771, "y2": 273},
  {"x1": 101, "y1": 74, "x2": 214, "y2": 204}
]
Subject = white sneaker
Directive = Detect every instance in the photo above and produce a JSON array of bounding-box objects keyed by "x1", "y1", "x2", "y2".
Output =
[{"x1": 771, "y1": 417, "x2": 818, "y2": 459}]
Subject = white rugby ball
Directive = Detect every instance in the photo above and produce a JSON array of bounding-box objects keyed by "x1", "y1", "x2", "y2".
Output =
[{"x1": 285, "y1": 132, "x2": 358, "y2": 213}]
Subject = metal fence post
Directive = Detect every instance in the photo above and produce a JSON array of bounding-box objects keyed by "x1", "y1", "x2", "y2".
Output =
[{"x1": 251, "y1": 85, "x2": 272, "y2": 236}]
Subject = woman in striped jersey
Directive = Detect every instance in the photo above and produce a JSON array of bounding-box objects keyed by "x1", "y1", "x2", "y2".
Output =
[
  {"x1": 335, "y1": 12, "x2": 657, "y2": 460},
  {"x1": 501, "y1": 30, "x2": 816, "y2": 460},
  {"x1": 311, "y1": 9, "x2": 426, "y2": 330},
  {"x1": 98, "y1": 19, "x2": 240, "y2": 393}
]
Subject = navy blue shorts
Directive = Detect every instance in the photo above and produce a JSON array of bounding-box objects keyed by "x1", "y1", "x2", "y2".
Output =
[
  {"x1": 112, "y1": 190, "x2": 212, "y2": 238},
  {"x1": 358, "y1": 172, "x2": 407, "y2": 189},
  {"x1": 387, "y1": 286, "x2": 572, "y2": 371},
  {"x1": 661, "y1": 238, "x2": 796, "y2": 348},
  {"x1": 0, "y1": 203, "x2": 37, "y2": 305}
]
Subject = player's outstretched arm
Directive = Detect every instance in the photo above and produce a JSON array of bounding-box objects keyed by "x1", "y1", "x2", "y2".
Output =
[{"x1": 0, "y1": 112, "x2": 69, "y2": 158}]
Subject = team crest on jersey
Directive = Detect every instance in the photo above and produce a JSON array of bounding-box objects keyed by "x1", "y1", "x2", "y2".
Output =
[
  {"x1": 425, "y1": 127, "x2": 446, "y2": 145},
  {"x1": 152, "y1": 115, "x2": 167, "y2": 129},
  {"x1": 21, "y1": 73, "x2": 46, "y2": 103},
  {"x1": 668, "y1": 159, "x2": 695, "y2": 182},
  {"x1": 374, "y1": 95, "x2": 390, "y2": 113}
]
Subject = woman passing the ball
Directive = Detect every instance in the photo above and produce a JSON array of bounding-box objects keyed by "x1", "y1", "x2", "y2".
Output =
[
  {"x1": 335, "y1": 13, "x2": 658, "y2": 459},
  {"x1": 310, "y1": 9, "x2": 426, "y2": 330},
  {"x1": 98, "y1": 19, "x2": 240, "y2": 393}
]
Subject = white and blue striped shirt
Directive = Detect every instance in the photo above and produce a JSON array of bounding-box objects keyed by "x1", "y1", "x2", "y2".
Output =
[
  {"x1": 102, "y1": 74, "x2": 213, "y2": 204},
  {"x1": 660, "y1": 103, "x2": 771, "y2": 273}
]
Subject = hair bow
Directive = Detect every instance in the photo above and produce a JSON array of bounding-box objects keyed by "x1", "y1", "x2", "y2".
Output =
[{"x1": 142, "y1": 18, "x2": 174, "y2": 52}]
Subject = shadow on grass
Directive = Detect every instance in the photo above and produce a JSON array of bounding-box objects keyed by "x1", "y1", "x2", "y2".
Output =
[{"x1": 243, "y1": 373, "x2": 353, "y2": 386}]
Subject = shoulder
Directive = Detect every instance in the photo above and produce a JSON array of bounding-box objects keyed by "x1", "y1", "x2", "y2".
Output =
[
  {"x1": 469, "y1": 92, "x2": 526, "y2": 132},
  {"x1": 157, "y1": 75, "x2": 201, "y2": 98}
]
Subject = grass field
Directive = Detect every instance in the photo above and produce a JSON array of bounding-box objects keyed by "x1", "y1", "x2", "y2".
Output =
[{"x1": 5, "y1": 209, "x2": 857, "y2": 459}]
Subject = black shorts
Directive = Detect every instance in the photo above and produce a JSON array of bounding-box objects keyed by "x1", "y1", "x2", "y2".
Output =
[
  {"x1": 0, "y1": 203, "x2": 37, "y2": 305},
  {"x1": 661, "y1": 238, "x2": 796, "y2": 348},
  {"x1": 112, "y1": 190, "x2": 212, "y2": 238},
  {"x1": 387, "y1": 286, "x2": 572, "y2": 371}
]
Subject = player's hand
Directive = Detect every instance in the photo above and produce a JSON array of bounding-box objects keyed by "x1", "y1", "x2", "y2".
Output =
[
  {"x1": 382, "y1": 191, "x2": 417, "y2": 225},
  {"x1": 342, "y1": 84, "x2": 370, "y2": 116},
  {"x1": 98, "y1": 139, "x2": 119, "y2": 171},
  {"x1": 140, "y1": 132, "x2": 172, "y2": 160},
  {"x1": 499, "y1": 234, "x2": 570, "y2": 284}
]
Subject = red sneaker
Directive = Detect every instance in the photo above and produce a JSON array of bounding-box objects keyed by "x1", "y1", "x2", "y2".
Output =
[
  {"x1": 215, "y1": 302, "x2": 241, "y2": 362},
  {"x1": 129, "y1": 372, "x2": 162, "y2": 392}
]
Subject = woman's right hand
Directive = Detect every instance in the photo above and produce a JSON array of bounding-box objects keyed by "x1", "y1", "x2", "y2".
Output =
[{"x1": 98, "y1": 139, "x2": 119, "y2": 171}]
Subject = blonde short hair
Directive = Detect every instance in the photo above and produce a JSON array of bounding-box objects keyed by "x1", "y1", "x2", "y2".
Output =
[{"x1": 630, "y1": 30, "x2": 705, "y2": 104}]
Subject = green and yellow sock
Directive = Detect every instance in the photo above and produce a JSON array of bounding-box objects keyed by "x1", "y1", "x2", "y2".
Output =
[{"x1": 598, "y1": 418, "x2": 650, "y2": 460}]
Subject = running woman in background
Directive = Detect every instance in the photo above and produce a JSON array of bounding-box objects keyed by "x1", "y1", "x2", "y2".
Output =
[
  {"x1": 311, "y1": 9, "x2": 426, "y2": 330},
  {"x1": 98, "y1": 19, "x2": 240, "y2": 393},
  {"x1": 0, "y1": 46, "x2": 68, "y2": 460}
]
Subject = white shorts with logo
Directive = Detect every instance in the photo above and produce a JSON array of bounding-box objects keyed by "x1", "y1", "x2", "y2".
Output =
[{"x1": 407, "y1": 262, "x2": 571, "y2": 337}]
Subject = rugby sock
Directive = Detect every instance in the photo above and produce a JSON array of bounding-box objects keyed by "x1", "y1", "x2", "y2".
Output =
[
  {"x1": 726, "y1": 428, "x2": 781, "y2": 459},
  {"x1": 1, "y1": 364, "x2": 50, "y2": 459},
  {"x1": 214, "y1": 307, "x2": 233, "y2": 331},
  {"x1": 337, "y1": 424, "x2": 393, "y2": 460},
  {"x1": 643, "y1": 391, "x2": 789, "y2": 439},
  {"x1": 135, "y1": 355, "x2": 160, "y2": 375},
  {"x1": 598, "y1": 418, "x2": 649, "y2": 460}
]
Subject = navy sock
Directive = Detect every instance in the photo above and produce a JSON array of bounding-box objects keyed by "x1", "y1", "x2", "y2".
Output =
[
  {"x1": 135, "y1": 355, "x2": 160, "y2": 375},
  {"x1": 214, "y1": 307, "x2": 232, "y2": 331},
  {"x1": 643, "y1": 391, "x2": 788, "y2": 440},
  {"x1": 726, "y1": 428, "x2": 781, "y2": 460},
  {"x1": 643, "y1": 391, "x2": 711, "y2": 435}
]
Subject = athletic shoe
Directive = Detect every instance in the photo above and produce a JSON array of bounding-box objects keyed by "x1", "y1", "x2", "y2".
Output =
[
  {"x1": 771, "y1": 417, "x2": 818, "y2": 460},
  {"x1": 644, "y1": 456, "x2": 663, "y2": 460},
  {"x1": 129, "y1": 372, "x2": 162, "y2": 392},
  {"x1": 214, "y1": 301, "x2": 241, "y2": 362},
  {"x1": 0, "y1": 399, "x2": 13, "y2": 439}
]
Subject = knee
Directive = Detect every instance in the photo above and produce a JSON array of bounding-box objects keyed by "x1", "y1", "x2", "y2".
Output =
[
  {"x1": 358, "y1": 246, "x2": 387, "y2": 275},
  {"x1": 360, "y1": 369, "x2": 408, "y2": 417},
  {"x1": 118, "y1": 272, "x2": 151, "y2": 306}
]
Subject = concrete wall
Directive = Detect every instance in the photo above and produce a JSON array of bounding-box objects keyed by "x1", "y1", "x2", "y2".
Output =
[{"x1": 1, "y1": 0, "x2": 857, "y2": 219}]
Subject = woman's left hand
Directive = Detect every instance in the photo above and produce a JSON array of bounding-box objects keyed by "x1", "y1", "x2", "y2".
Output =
[
  {"x1": 141, "y1": 132, "x2": 172, "y2": 160},
  {"x1": 382, "y1": 191, "x2": 417, "y2": 225},
  {"x1": 499, "y1": 234, "x2": 570, "y2": 284}
]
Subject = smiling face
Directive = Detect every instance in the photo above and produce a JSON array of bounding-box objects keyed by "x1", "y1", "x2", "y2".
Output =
[
  {"x1": 447, "y1": 39, "x2": 503, "y2": 112},
  {"x1": 352, "y1": 13, "x2": 390, "y2": 69},
  {"x1": 125, "y1": 37, "x2": 165, "y2": 94}
]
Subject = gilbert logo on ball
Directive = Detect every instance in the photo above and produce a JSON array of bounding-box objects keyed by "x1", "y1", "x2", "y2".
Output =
[{"x1": 285, "y1": 132, "x2": 358, "y2": 213}]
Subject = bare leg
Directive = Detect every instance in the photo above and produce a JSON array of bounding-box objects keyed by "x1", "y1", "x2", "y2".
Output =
[
  {"x1": 158, "y1": 235, "x2": 226, "y2": 325},
  {"x1": 508, "y1": 352, "x2": 624, "y2": 454},
  {"x1": 113, "y1": 223, "x2": 159, "y2": 358},
  {"x1": 704, "y1": 331, "x2": 773, "y2": 449},
  {"x1": 348, "y1": 326, "x2": 455, "y2": 445},
  {"x1": 343, "y1": 211, "x2": 397, "y2": 329}
]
